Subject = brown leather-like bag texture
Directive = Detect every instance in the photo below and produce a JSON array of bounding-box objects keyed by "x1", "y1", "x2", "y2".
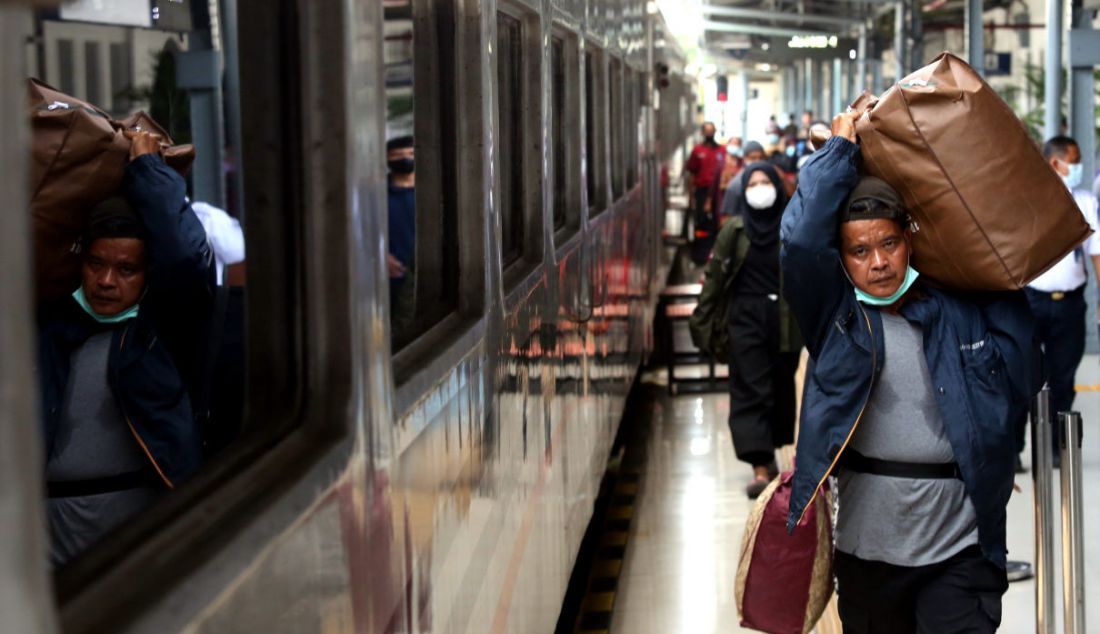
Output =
[
  {"x1": 853, "y1": 52, "x2": 1091, "y2": 291},
  {"x1": 27, "y1": 78, "x2": 195, "y2": 302}
]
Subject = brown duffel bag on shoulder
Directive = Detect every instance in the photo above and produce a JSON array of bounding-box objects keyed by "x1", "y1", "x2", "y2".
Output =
[
  {"x1": 852, "y1": 52, "x2": 1091, "y2": 291},
  {"x1": 27, "y1": 79, "x2": 195, "y2": 303}
]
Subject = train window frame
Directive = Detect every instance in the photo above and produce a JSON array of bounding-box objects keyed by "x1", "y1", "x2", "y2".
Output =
[
  {"x1": 608, "y1": 56, "x2": 624, "y2": 202},
  {"x1": 495, "y1": 3, "x2": 543, "y2": 289},
  {"x1": 391, "y1": 0, "x2": 488, "y2": 396},
  {"x1": 626, "y1": 68, "x2": 639, "y2": 190},
  {"x1": 49, "y1": 3, "x2": 357, "y2": 630},
  {"x1": 584, "y1": 45, "x2": 607, "y2": 217},
  {"x1": 550, "y1": 26, "x2": 581, "y2": 246}
]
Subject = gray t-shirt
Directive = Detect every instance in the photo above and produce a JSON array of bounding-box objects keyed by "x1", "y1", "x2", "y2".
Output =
[
  {"x1": 46, "y1": 330, "x2": 158, "y2": 566},
  {"x1": 835, "y1": 312, "x2": 979, "y2": 566}
]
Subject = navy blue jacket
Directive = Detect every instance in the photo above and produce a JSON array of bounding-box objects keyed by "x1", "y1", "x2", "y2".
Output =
[
  {"x1": 780, "y1": 137, "x2": 1040, "y2": 568},
  {"x1": 39, "y1": 154, "x2": 214, "y2": 487}
]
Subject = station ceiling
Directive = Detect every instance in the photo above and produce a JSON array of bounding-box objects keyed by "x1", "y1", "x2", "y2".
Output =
[{"x1": 701, "y1": 0, "x2": 1014, "y2": 67}]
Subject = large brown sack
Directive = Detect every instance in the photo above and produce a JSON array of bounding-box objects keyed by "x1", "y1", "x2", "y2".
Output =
[
  {"x1": 27, "y1": 78, "x2": 195, "y2": 303},
  {"x1": 853, "y1": 52, "x2": 1091, "y2": 291}
]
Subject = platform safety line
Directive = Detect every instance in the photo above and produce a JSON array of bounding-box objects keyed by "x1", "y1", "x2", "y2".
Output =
[
  {"x1": 573, "y1": 472, "x2": 640, "y2": 634},
  {"x1": 1074, "y1": 384, "x2": 1100, "y2": 392}
]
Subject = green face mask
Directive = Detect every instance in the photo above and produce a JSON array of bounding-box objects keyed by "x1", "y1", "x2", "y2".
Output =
[
  {"x1": 854, "y1": 266, "x2": 920, "y2": 306},
  {"x1": 72, "y1": 287, "x2": 140, "y2": 324}
]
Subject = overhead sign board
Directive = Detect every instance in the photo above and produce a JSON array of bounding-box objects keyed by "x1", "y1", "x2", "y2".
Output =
[
  {"x1": 57, "y1": 0, "x2": 193, "y2": 31},
  {"x1": 59, "y1": 0, "x2": 152, "y2": 28}
]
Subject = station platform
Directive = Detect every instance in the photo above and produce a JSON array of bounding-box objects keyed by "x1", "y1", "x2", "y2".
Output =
[{"x1": 591, "y1": 357, "x2": 1100, "y2": 633}]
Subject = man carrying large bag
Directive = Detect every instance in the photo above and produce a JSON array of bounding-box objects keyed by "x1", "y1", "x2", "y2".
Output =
[{"x1": 779, "y1": 112, "x2": 1040, "y2": 632}]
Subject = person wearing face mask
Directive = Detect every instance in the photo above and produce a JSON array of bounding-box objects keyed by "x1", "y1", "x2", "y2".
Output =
[
  {"x1": 697, "y1": 162, "x2": 802, "y2": 498},
  {"x1": 386, "y1": 135, "x2": 417, "y2": 339},
  {"x1": 38, "y1": 131, "x2": 211, "y2": 566},
  {"x1": 718, "y1": 141, "x2": 766, "y2": 220},
  {"x1": 781, "y1": 112, "x2": 1040, "y2": 632},
  {"x1": 1015, "y1": 136, "x2": 1100, "y2": 467}
]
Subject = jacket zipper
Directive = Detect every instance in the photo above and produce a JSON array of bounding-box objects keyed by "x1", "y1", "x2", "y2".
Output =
[
  {"x1": 794, "y1": 301, "x2": 876, "y2": 526},
  {"x1": 117, "y1": 324, "x2": 174, "y2": 490}
]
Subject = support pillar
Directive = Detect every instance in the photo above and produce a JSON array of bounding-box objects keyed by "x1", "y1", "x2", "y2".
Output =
[
  {"x1": 738, "y1": 70, "x2": 750, "y2": 144},
  {"x1": 1044, "y1": 0, "x2": 1063, "y2": 139},
  {"x1": 804, "y1": 57, "x2": 814, "y2": 116},
  {"x1": 966, "y1": 0, "x2": 984, "y2": 76},
  {"x1": 815, "y1": 58, "x2": 826, "y2": 120},
  {"x1": 178, "y1": 2, "x2": 226, "y2": 208},
  {"x1": 894, "y1": 1, "x2": 906, "y2": 79},
  {"x1": 857, "y1": 23, "x2": 868, "y2": 95},
  {"x1": 832, "y1": 57, "x2": 843, "y2": 116},
  {"x1": 1070, "y1": 7, "x2": 1095, "y2": 193}
]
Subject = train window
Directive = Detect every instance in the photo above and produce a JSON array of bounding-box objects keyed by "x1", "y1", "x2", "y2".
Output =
[
  {"x1": 551, "y1": 30, "x2": 580, "y2": 241},
  {"x1": 608, "y1": 57, "x2": 624, "y2": 201},
  {"x1": 25, "y1": 1, "x2": 328, "y2": 617},
  {"x1": 584, "y1": 48, "x2": 605, "y2": 214},
  {"x1": 496, "y1": 11, "x2": 526, "y2": 268},
  {"x1": 626, "y1": 69, "x2": 638, "y2": 189},
  {"x1": 386, "y1": 0, "x2": 461, "y2": 351},
  {"x1": 551, "y1": 36, "x2": 567, "y2": 232}
]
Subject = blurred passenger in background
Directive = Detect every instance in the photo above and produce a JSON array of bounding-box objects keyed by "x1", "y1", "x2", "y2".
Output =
[
  {"x1": 717, "y1": 136, "x2": 744, "y2": 205},
  {"x1": 719, "y1": 141, "x2": 765, "y2": 220},
  {"x1": 685, "y1": 122, "x2": 726, "y2": 262},
  {"x1": 797, "y1": 110, "x2": 814, "y2": 141},
  {"x1": 702, "y1": 162, "x2": 800, "y2": 498},
  {"x1": 1017, "y1": 136, "x2": 1100, "y2": 468},
  {"x1": 40, "y1": 131, "x2": 210, "y2": 566},
  {"x1": 387, "y1": 135, "x2": 416, "y2": 337},
  {"x1": 190, "y1": 201, "x2": 244, "y2": 285},
  {"x1": 783, "y1": 113, "x2": 798, "y2": 139}
]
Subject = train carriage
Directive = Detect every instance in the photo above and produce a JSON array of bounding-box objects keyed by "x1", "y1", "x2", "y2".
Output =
[{"x1": 0, "y1": 0, "x2": 692, "y2": 631}]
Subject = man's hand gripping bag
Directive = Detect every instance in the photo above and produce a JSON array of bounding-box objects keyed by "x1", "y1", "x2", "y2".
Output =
[
  {"x1": 735, "y1": 472, "x2": 833, "y2": 634},
  {"x1": 854, "y1": 52, "x2": 1091, "y2": 290}
]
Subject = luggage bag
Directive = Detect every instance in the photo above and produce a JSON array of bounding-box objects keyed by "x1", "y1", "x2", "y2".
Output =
[
  {"x1": 27, "y1": 79, "x2": 195, "y2": 302},
  {"x1": 853, "y1": 52, "x2": 1092, "y2": 291},
  {"x1": 735, "y1": 471, "x2": 833, "y2": 634}
]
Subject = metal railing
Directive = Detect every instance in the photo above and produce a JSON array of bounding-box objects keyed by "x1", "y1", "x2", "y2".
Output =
[{"x1": 1031, "y1": 387, "x2": 1087, "y2": 634}]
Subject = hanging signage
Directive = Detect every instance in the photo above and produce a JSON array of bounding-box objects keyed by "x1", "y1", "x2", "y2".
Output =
[
  {"x1": 57, "y1": 0, "x2": 193, "y2": 31},
  {"x1": 59, "y1": 0, "x2": 152, "y2": 28},
  {"x1": 787, "y1": 35, "x2": 838, "y2": 49}
]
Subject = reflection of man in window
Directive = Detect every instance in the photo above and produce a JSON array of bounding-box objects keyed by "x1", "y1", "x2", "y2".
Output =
[
  {"x1": 387, "y1": 136, "x2": 416, "y2": 337},
  {"x1": 39, "y1": 131, "x2": 211, "y2": 566}
]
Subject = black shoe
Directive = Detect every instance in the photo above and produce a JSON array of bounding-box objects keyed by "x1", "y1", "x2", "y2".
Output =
[
  {"x1": 746, "y1": 476, "x2": 771, "y2": 499},
  {"x1": 1006, "y1": 560, "x2": 1033, "y2": 583},
  {"x1": 1014, "y1": 454, "x2": 1026, "y2": 474}
]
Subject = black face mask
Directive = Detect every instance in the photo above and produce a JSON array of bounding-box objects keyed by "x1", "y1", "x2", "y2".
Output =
[{"x1": 388, "y1": 158, "x2": 415, "y2": 175}]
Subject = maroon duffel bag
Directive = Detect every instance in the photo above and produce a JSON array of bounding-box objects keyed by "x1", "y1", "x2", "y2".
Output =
[{"x1": 736, "y1": 471, "x2": 833, "y2": 634}]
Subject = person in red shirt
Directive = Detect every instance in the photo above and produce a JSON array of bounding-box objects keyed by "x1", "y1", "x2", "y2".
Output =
[{"x1": 685, "y1": 121, "x2": 726, "y2": 261}]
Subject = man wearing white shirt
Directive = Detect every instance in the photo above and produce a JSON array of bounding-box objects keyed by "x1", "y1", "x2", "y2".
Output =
[
  {"x1": 189, "y1": 201, "x2": 245, "y2": 285},
  {"x1": 1023, "y1": 136, "x2": 1100, "y2": 465}
]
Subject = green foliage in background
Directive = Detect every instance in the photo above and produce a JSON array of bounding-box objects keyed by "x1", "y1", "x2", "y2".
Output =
[{"x1": 998, "y1": 62, "x2": 1100, "y2": 144}]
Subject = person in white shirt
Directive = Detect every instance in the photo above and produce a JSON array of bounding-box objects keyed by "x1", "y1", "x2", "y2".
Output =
[
  {"x1": 1022, "y1": 136, "x2": 1100, "y2": 467},
  {"x1": 189, "y1": 201, "x2": 245, "y2": 285}
]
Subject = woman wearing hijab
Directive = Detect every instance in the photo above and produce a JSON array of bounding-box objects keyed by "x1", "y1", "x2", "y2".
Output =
[{"x1": 697, "y1": 163, "x2": 803, "y2": 498}]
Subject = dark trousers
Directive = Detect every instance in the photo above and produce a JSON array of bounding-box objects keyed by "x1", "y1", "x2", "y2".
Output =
[
  {"x1": 1017, "y1": 287, "x2": 1086, "y2": 452},
  {"x1": 690, "y1": 185, "x2": 716, "y2": 263},
  {"x1": 835, "y1": 546, "x2": 1007, "y2": 634},
  {"x1": 726, "y1": 295, "x2": 798, "y2": 467}
]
